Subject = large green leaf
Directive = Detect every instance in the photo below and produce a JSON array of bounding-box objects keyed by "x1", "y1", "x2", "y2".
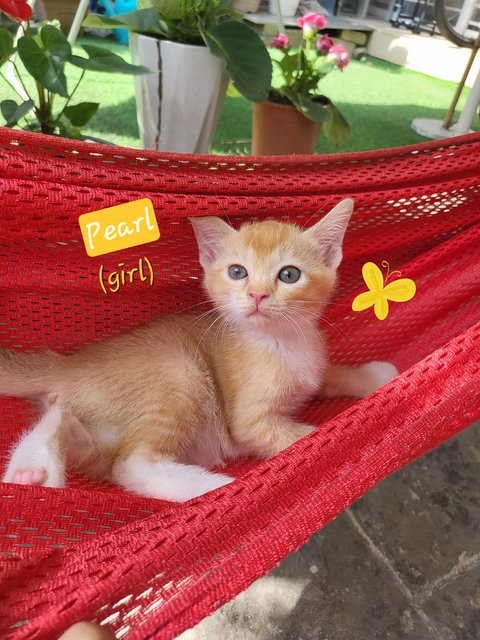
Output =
[
  {"x1": 40, "y1": 24, "x2": 71, "y2": 62},
  {"x1": 281, "y1": 88, "x2": 332, "y2": 124},
  {"x1": 0, "y1": 99, "x2": 34, "y2": 126},
  {"x1": 0, "y1": 28, "x2": 15, "y2": 67},
  {"x1": 205, "y1": 20, "x2": 271, "y2": 103},
  {"x1": 17, "y1": 33, "x2": 69, "y2": 97},
  {"x1": 64, "y1": 102, "x2": 99, "y2": 126},
  {"x1": 71, "y1": 45, "x2": 149, "y2": 75},
  {"x1": 82, "y1": 8, "x2": 162, "y2": 35},
  {"x1": 284, "y1": 90, "x2": 349, "y2": 144}
]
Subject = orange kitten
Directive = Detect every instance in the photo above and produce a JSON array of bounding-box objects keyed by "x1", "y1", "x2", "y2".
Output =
[{"x1": 1, "y1": 199, "x2": 397, "y2": 501}]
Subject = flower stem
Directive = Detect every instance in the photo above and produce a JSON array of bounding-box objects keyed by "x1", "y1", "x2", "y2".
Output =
[
  {"x1": 56, "y1": 68, "x2": 85, "y2": 122},
  {"x1": 11, "y1": 61, "x2": 32, "y2": 101}
]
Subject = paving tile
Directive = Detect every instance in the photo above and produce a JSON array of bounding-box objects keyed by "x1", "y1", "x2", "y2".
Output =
[
  {"x1": 421, "y1": 566, "x2": 480, "y2": 640},
  {"x1": 178, "y1": 512, "x2": 434, "y2": 640},
  {"x1": 349, "y1": 423, "x2": 480, "y2": 591},
  {"x1": 178, "y1": 423, "x2": 479, "y2": 639}
]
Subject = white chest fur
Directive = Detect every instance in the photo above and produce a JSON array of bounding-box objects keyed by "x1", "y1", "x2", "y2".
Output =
[{"x1": 247, "y1": 321, "x2": 327, "y2": 405}]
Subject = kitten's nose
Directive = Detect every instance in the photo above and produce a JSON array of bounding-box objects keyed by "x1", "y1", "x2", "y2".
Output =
[{"x1": 249, "y1": 291, "x2": 270, "y2": 309}]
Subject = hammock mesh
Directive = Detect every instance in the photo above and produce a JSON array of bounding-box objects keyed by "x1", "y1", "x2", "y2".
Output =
[{"x1": 0, "y1": 128, "x2": 479, "y2": 639}]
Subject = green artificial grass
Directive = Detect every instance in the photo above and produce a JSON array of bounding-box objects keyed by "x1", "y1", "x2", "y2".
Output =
[
  {"x1": 213, "y1": 55, "x2": 480, "y2": 155},
  {"x1": 1, "y1": 34, "x2": 478, "y2": 154}
]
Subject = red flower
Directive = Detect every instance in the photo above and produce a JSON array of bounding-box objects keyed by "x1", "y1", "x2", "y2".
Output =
[
  {"x1": 0, "y1": 0, "x2": 32, "y2": 22},
  {"x1": 271, "y1": 33, "x2": 289, "y2": 50},
  {"x1": 317, "y1": 34, "x2": 334, "y2": 54}
]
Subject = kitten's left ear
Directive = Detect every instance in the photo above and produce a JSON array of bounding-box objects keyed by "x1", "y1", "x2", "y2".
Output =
[
  {"x1": 188, "y1": 216, "x2": 235, "y2": 268},
  {"x1": 304, "y1": 198, "x2": 354, "y2": 269}
]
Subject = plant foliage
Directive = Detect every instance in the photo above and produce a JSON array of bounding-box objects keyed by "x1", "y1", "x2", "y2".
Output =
[
  {"x1": 0, "y1": 16, "x2": 148, "y2": 138},
  {"x1": 83, "y1": 0, "x2": 272, "y2": 103},
  {"x1": 269, "y1": 14, "x2": 351, "y2": 144}
]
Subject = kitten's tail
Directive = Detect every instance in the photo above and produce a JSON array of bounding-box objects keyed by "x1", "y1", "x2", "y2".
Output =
[{"x1": 0, "y1": 347, "x2": 64, "y2": 402}]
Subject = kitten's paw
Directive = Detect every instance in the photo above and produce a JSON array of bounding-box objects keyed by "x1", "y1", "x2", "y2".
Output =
[
  {"x1": 356, "y1": 361, "x2": 398, "y2": 397},
  {"x1": 10, "y1": 468, "x2": 48, "y2": 486},
  {"x1": 3, "y1": 454, "x2": 65, "y2": 488}
]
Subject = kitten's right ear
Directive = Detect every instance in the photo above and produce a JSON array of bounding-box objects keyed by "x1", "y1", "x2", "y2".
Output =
[
  {"x1": 304, "y1": 198, "x2": 354, "y2": 270},
  {"x1": 188, "y1": 216, "x2": 235, "y2": 268}
]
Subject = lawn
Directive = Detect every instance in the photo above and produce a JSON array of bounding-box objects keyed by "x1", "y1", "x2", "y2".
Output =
[{"x1": 1, "y1": 34, "x2": 478, "y2": 154}]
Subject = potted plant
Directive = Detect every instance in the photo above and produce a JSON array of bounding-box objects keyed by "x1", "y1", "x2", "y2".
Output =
[
  {"x1": 252, "y1": 12, "x2": 351, "y2": 155},
  {"x1": 0, "y1": 0, "x2": 148, "y2": 139},
  {"x1": 83, "y1": 0, "x2": 272, "y2": 153}
]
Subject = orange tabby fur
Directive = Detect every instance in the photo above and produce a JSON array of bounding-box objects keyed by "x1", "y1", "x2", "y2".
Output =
[{"x1": 0, "y1": 199, "x2": 398, "y2": 501}]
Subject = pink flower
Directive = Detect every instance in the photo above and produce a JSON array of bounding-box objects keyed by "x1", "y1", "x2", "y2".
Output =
[
  {"x1": 297, "y1": 12, "x2": 327, "y2": 39},
  {"x1": 297, "y1": 12, "x2": 327, "y2": 29},
  {"x1": 329, "y1": 44, "x2": 350, "y2": 70},
  {"x1": 271, "y1": 33, "x2": 290, "y2": 50},
  {"x1": 317, "y1": 34, "x2": 334, "y2": 54}
]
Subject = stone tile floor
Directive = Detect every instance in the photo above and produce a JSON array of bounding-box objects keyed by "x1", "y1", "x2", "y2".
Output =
[{"x1": 178, "y1": 422, "x2": 480, "y2": 640}]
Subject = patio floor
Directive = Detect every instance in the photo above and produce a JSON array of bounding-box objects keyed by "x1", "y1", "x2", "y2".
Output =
[{"x1": 178, "y1": 421, "x2": 480, "y2": 639}]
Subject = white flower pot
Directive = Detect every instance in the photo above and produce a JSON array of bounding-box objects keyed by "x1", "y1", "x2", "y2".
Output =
[
  {"x1": 268, "y1": 0, "x2": 301, "y2": 17},
  {"x1": 130, "y1": 34, "x2": 229, "y2": 154}
]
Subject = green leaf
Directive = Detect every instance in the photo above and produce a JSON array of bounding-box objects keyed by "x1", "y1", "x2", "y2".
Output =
[
  {"x1": 206, "y1": 20, "x2": 271, "y2": 103},
  {"x1": 226, "y1": 81, "x2": 241, "y2": 98},
  {"x1": 64, "y1": 101, "x2": 99, "y2": 126},
  {"x1": 148, "y1": 0, "x2": 184, "y2": 20},
  {"x1": 275, "y1": 50, "x2": 299, "y2": 86},
  {"x1": 322, "y1": 99, "x2": 350, "y2": 145},
  {"x1": 82, "y1": 8, "x2": 162, "y2": 35},
  {"x1": 0, "y1": 28, "x2": 15, "y2": 67},
  {"x1": 17, "y1": 34, "x2": 69, "y2": 97},
  {"x1": 280, "y1": 88, "x2": 331, "y2": 124},
  {"x1": 56, "y1": 115, "x2": 84, "y2": 139},
  {"x1": 71, "y1": 44, "x2": 150, "y2": 74},
  {"x1": 0, "y1": 99, "x2": 34, "y2": 126},
  {"x1": 40, "y1": 24, "x2": 71, "y2": 62}
]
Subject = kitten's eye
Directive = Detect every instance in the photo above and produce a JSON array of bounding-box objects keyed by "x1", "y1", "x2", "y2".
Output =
[
  {"x1": 228, "y1": 265, "x2": 248, "y2": 280},
  {"x1": 278, "y1": 266, "x2": 301, "y2": 283}
]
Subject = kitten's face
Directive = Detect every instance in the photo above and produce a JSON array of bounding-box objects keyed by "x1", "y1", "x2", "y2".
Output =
[
  {"x1": 190, "y1": 199, "x2": 353, "y2": 334},
  {"x1": 205, "y1": 221, "x2": 335, "y2": 330}
]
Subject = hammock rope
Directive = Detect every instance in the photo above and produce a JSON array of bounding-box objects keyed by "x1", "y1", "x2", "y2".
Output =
[{"x1": 0, "y1": 129, "x2": 479, "y2": 639}]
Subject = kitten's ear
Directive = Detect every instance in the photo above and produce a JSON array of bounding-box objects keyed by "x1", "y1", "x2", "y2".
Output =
[
  {"x1": 188, "y1": 216, "x2": 235, "y2": 267},
  {"x1": 304, "y1": 198, "x2": 354, "y2": 269}
]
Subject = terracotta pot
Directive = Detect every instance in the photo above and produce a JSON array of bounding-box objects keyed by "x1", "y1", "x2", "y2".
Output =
[{"x1": 251, "y1": 101, "x2": 321, "y2": 155}]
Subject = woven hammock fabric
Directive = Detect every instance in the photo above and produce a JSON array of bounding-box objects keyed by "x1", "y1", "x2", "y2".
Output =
[{"x1": 0, "y1": 128, "x2": 479, "y2": 639}]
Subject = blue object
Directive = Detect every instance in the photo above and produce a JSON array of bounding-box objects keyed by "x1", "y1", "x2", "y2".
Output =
[{"x1": 97, "y1": 0, "x2": 137, "y2": 45}]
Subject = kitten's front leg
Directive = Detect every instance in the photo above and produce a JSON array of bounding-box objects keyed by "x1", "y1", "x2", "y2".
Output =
[{"x1": 320, "y1": 362, "x2": 398, "y2": 399}]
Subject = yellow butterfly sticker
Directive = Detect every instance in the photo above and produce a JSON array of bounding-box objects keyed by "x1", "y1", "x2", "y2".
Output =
[{"x1": 352, "y1": 261, "x2": 416, "y2": 321}]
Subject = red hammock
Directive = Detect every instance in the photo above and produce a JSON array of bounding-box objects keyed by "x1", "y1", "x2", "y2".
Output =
[{"x1": 0, "y1": 128, "x2": 479, "y2": 639}]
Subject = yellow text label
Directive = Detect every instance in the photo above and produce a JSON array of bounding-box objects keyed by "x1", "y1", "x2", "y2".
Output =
[{"x1": 79, "y1": 198, "x2": 160, "y2": 257}]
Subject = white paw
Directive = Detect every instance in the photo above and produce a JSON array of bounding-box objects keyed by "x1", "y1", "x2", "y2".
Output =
[
  {"x1": 3, "y1": 442, "x2": 66, "y2": 488},
  {"x1": 356, "y1": 361, "x2": 398, "y2": 397},
  {"x1": 6, "y1": 468, "x2": 48, "y2": 486}
]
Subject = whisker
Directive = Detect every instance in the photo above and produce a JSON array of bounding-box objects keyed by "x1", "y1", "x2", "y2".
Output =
[
  {"x1": 174, "y1": 300, "x2": 211, "y2": 314},
  {"x1": 280, "y1": 312, "x2": 309, "y2": 350}
]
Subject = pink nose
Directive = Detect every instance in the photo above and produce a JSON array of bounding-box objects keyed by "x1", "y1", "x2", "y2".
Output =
[{"x1": 249, "y1": 291, "x2": 269, "y2": 308}]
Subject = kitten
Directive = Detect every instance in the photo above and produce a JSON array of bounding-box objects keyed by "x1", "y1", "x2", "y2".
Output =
[{"x1": 0, "y1": 199, "x2": 397, "y2": 502}]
